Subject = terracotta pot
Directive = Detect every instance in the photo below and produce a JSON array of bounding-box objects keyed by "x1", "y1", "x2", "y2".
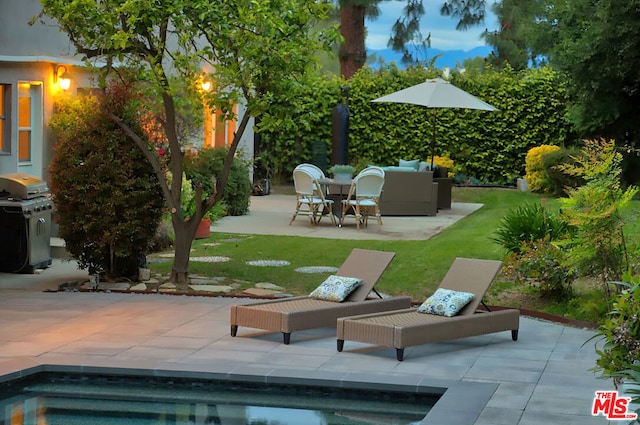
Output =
[{"x1": 195, "y1": 217, "x2": 211, "y2": 239}]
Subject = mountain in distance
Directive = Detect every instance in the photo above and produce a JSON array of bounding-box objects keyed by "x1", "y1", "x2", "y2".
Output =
[{"x1": 367, "y1": 46, "x2": 492, "y2": 69}]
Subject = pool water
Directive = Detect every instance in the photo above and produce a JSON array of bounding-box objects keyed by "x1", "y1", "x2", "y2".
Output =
[{"x1": 0, "y1": 372, "x2": 437, "y2": 424}]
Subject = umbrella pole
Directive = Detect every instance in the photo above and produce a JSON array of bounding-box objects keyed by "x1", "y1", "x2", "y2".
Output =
[{"x1": 430, "y1": 109, "x2": 437, "y2": 169}]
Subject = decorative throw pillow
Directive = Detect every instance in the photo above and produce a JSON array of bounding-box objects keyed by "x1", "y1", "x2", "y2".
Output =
[
  {"x1": 417, "y1": 288, "x2": 475, "y2": 316},
  {"x1": 418, "y1": 161, "x2": 431, "y2": 172},
  {"x1": 399, "y1": 159, "x2": 420, "y2": 170},
  {"x1": 309, "y1": 275, "x2": 362, "y2": 302}
]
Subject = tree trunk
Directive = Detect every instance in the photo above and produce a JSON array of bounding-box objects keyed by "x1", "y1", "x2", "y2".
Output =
[
  {"x1": 169, "y1": 215, "x2": 199, "y2": 284},
  {"x1": 339, "y1": 5, "x2": 367, "y2": 79}
]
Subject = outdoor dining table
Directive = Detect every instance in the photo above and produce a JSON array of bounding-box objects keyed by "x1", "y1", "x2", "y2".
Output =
[{"x1": 317, "y1": 178, "x2": 352, "y2": 219}]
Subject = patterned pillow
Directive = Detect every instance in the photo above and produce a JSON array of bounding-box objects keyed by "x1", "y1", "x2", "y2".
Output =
[
  {"x1": 309, "y1": 275, "x2": 362, "y2": 302},
  {"x1": 417, "y1": 288, "x2": 475, "y2": 317}
]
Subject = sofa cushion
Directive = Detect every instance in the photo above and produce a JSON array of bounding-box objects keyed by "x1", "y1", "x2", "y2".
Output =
[
  {"x1": 399, "y1": 159, "x2": 420, "y2": 170},
  {"x1": 383, "y1": 166, "x2": 416, "y2": 172}
]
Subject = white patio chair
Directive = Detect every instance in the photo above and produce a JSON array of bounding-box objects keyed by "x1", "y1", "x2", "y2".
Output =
[
  {"x1": 289, "y1": 168, "x2": 336, "y2": 226},
  {"x1": 340, "y1": 171, "x2": 385, "y2": 230}
]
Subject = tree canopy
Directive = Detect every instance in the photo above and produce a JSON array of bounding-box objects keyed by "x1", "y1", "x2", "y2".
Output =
[{"x1": 40, "y1": 0, "x2": 338, "y2": 282}]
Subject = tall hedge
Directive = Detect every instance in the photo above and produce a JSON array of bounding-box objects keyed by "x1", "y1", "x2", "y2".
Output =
[
  {"x1": 262, "y1": 65, "x2": 573, "y2": 185},
  {"x1": 49, "y1": 83, "x2": 164, "y2": 279}
]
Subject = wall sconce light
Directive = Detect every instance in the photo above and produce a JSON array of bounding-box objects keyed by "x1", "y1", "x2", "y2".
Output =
[
  {"x1": 201, "y1": 80, "x2": 212, "y2": 92},
  {"x1": 54, "y1": 65, "x2": 71, "y2": 90}
]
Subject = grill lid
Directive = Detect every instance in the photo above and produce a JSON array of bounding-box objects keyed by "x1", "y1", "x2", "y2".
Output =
[{"x1": 0, "y1": 173, "x2": 49, "y2": 199}]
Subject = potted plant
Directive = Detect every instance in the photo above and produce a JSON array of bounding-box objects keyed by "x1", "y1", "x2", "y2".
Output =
[
  {"x1": 179, "y1": 174, "x2": 211, "y2": 239},
  {"x1": 329, "y1": 164, "x2": 356, "y2": 180}
]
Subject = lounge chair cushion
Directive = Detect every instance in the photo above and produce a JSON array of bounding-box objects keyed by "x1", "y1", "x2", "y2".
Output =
[
  {"x1": 310, "y1": 275, "x2": 362, "y2": 302},
  {"x1": 417, "y1": 288, "x2": 475, "y2": 317}
]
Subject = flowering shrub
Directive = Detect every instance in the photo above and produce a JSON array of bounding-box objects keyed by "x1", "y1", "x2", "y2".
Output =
[
  {"x1": 432, "y1": 155, "x2": 455, "y2": 177},
  {"x1": 503, "y1": 239, "x2": 576, "y2": 300},
  {"x1": 525, "y1": 144, "x2": 560, "y2": 193},
  {"x1": 591, "y1": 272, "x2": 640, "y2": 391}
]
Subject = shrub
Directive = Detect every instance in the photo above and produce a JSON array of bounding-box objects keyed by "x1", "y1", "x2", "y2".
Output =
[
  {"x1": 503, "y1": 239, "x2": 576, "y2": 300},
  {"x1": 590, "y1": 272, "x2": 640, "y2": 390},
  {"x1": 184, "y1": 147, "x2": 252, "y2": 216},
  {"x1": 525, "y1": 144, "x2": 561, "y2": 193},
  {"x1": 49, "y1": 83, "x2": 164, "y2": 279},
  {"x1": 558, "y1": 139, "x2": 638, "y2": 300},
  {"x1": 541, "y1": 147, "x2": 585, "y2": 196},
  {"x1": 432, "y1": 155, "x2": 455, "y2": 177},
  {"x1": 491, "y1": 200, "x2": 574, "y2": 254}
]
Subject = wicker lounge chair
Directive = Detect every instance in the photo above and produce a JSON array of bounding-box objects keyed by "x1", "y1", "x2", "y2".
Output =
[
  {"x1": 336, "y1": 258, "x2": 520, "y2": 361},
  {"x1": 230, "y1": 248, "x2": 412, "y2": 344}
]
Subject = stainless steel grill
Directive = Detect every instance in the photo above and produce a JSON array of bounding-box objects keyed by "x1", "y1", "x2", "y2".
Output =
[{"x1": 0, "y1": 173, "x2": 53, "y2": 273}]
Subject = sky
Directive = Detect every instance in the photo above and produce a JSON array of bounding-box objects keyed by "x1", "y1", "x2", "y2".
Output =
[{"x1": 366, "y1": 0, "x2": 499, "y2": 52}]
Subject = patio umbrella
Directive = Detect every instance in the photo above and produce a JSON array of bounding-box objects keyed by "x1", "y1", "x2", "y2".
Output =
[{"x1": 372, "y1": 77, "x2": 498, "y2": 167}]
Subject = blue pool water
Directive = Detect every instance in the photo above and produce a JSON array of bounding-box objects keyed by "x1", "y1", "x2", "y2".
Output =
[{"x1": 0, "y1": 372, "x2": 437, "y2": 424}]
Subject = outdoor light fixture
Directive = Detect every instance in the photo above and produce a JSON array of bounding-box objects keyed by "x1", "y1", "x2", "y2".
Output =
[
  {"x1": 201, "y1": 80, "x2": 212, "y2": 92},
  {"x1": 54, "y1": 65, "x2": 71, "y2": 90}
]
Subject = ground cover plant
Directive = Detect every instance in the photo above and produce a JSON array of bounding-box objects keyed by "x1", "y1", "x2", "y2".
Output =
[{"x1": 147, "y1": 186, "x2": 640, "y2": 324}]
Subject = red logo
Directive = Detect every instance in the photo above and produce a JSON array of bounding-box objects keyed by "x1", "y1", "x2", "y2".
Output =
[{"x1": 592, "y1": 391, "x2": 638, "y2": 420}]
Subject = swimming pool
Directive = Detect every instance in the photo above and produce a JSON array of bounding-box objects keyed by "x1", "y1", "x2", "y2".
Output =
[{"x1": 0, "y1": 371, "x2": 438, "y2": 424}]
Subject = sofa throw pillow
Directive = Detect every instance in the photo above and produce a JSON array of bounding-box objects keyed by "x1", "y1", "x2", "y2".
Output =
[
  {"x1": 417, "y1": 288, "x2": 475, "y2": 316},
  {"x1": 309, "y1": 275, "x2": 362, "y2": 302},
  {"x1": 399, "y1": 159, "x2": 420, "y2": 171},
  {"x1": 418, "y1": 161, "x2": 431, "y2": 172}
]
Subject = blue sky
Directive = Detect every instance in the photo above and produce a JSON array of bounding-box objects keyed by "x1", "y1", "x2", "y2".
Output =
[{"x1": 366, "y1": 0, "x2": 499, "y2": 51}]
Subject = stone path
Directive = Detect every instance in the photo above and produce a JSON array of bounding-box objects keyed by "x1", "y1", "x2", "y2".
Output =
[{"x1": 71, "y1": 254, "x2": 339, "y2": 297}]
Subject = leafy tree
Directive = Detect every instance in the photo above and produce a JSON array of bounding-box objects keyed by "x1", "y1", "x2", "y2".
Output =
[
  {"x1": 339, "y1": 0, "x2": 381, "y2": 79},
  {"x1": 481, "y1": 0, "x2": 533, "y2": 70},
  {"x1": 39, "y1": 0, "x2": 337, "y2": 283},
  {"x1": 523, "y1": 0, "x2": 640, "y2": 143}
]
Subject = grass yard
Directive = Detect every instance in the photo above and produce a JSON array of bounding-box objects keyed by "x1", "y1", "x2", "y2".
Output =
[{"x1": 148, "y1": 186, "x2": 640, "y2": 324}]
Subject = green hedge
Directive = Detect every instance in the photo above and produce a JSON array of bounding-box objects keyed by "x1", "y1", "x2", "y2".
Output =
[{"x1": 263, "y1": 65, "x2": 573, "y2": 185}]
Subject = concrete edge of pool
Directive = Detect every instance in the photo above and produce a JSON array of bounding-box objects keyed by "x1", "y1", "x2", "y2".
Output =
[{"x1": 0, "y1": 357, "x2": 498, "y2": 424}]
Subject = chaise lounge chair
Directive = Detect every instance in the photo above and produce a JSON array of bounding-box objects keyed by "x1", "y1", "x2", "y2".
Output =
[
  {"x1": 336, "y1": 258, "x2": 520, "y2": 361},
  {"x1": 230, "y1": 248, "x2": 412, "y2": 344}
]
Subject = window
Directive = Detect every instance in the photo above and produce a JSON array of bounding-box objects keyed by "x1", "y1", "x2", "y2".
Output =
[
  {"x1": 0, "y1": 84, "x2": 9, "y2": 154},
  {"x1": 18, "y1": 83, "x2": 32, "y2": 162}
]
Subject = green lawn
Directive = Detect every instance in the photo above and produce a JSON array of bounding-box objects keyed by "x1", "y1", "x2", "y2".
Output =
[{"x1": 148, "y1": 187, "x2": 639, "y2": 323}]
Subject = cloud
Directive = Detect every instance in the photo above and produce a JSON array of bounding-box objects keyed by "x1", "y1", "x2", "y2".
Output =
[{"x1": 366, "y1": 0, "x2": 498, "y2": 51}]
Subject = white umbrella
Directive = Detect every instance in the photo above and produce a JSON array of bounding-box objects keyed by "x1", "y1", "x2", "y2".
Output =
[{"x1": 372, "y1": 77, "x2": 498, "y2": 167}]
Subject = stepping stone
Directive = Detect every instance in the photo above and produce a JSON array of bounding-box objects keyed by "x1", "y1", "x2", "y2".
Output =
[
  {"x1": 160, "y1": 282, "x2": 176, "y2": 289},
  {"x1": 130, "y1": 283, "x2": 147, "y2": 291},
  {"x1": 255, "y1": 282, "x2": 284, "y2": 290},
  {"x1": 189, "y1": 285, "x2": 233, "y2": 293},
  {"x1": 246, "y1": 260, "x2": 290, "y2": 267},
  {"x1": 142, "y1": 278, "x2": 160, "y2": 285},
  {"x1": 243, "y1": 288, "x2": 283, "y2": 296},
  {"x1": 190, "y1": 276, "x2": 227, "y2": 284},
  {"x1": 190, "y1": 256, "x2": 231, "y2": 263},
  {"x1": 295, "y1": 266, "x2": 339, "y2": 274},
  {"x1": 97, "y1": 282, "x2": 131, "y2": 291}
]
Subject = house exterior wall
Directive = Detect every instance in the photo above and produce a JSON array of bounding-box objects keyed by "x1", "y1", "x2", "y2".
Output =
[
  {"x1": 0, "y1": 0, "x2": 254, "y2": 183},
  {"x1": 0, "y1": 0, "x2": 94, "y2": 179}
]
